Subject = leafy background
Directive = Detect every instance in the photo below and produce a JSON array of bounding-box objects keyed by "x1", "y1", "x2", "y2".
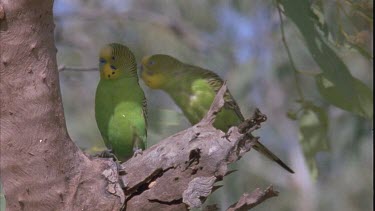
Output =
[{"x1": 1, "y1": 0, "x2": 372, "y2": 210}]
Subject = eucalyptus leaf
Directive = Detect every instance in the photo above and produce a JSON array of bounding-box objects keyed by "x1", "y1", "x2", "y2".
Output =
[
  {"x1": 298, "y1": 105, "x2": 330, "y2": 179},
  {"x1": 316, "y1": 74, "x2": 373, "y2": 118},
  {"x1": 280, "y1": 0, "x2": 373, "y2": 119}
]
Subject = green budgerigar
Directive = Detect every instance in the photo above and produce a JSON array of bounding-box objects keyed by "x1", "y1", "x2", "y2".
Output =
[
  {"x1": 141, "y1": 54, "x2": 294, "y2": 173},
  {"x1": 95, "y1": 43, "x2": 147, "y2": 161}
]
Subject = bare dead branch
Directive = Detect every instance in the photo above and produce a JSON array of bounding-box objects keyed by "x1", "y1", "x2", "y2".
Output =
[
  {"x1": 226, "y1": 186, "x2": 279, "y2": 211},
  {"x1": 200, "y1": 81, "x2": 227, "y2": 125},
  {"x1": 119, "y1": 84, "x2": 273, "y2": 210},
  {"x1": 238, "y1": 108, "x2": 267, "y2": 134}
]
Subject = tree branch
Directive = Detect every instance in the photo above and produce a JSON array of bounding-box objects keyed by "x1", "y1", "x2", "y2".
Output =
[
  {"x1": 58, "y1": 65, "x2": 97, "y2": 72},
  {"x1": 227, "y1": 186, "x2": 279, "y2": 211},
  {"x1": 119, "y1": 83, "x2": 273, "y2": 210}
]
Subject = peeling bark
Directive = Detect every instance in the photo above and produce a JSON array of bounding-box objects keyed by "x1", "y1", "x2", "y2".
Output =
[{"x1": 182, "y1": 176, "x2": 216, "y2": 208}]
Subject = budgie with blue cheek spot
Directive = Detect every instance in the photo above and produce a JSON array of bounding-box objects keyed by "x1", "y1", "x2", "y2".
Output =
[{"x1": 95, "y1": 43, "x2": 147, "y2": 161}]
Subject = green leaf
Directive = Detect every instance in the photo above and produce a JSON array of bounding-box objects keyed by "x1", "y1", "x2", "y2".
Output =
[
  {"x1": 279, "y1": 0, "x2": 373, "y2": 119},
  {"x1": 286, "y1": 110, "x2": 298, "y2": 120},
  {"x1": 298, "y1": 104, "x2": 330, "y2": 179},
  {"x1": 316, "y1": 74, "x2": 373, "y2": 118}
]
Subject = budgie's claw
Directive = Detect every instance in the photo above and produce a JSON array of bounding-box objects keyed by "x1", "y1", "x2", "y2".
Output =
[
  {"x1": 116, "y1": 162, "x2": 127, "y2": 176},
  {"x1": 221, "y1": 130, "x2": 232, "y2": 141},
  {"x1": 96, "y1": 149, "x2": 119, "y2": 162},
  {"x1": 133, "y1": 148, "x2": 143, "y2": 157}
]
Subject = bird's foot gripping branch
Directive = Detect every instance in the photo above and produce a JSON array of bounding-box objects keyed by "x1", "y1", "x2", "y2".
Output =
[{"x1": 101, "y1": 82, "x2": 279, "y2": 210}]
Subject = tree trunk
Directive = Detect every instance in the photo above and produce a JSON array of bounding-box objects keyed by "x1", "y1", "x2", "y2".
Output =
[{"x1": 0, "y1": 1, "x2": 122, "y2": 210}]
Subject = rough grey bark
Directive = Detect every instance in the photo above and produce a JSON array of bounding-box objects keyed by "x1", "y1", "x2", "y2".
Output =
[{"x1": 0, "y1": 0, "x2": 279, "y2": 210}]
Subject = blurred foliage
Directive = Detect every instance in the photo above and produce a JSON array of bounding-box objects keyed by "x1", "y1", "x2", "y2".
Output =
[
  {"x1": 279, "y1": 0, "x2": 373, "y2": 119},
  {"x1": 2, "y1": 0, "x2": 373, "y2": 211},
  {"x1": 298, "y1": 102, "x2": 330, "y2": 179},
  {"x1": 277, "y1": 0, "x2": 373, "y2": 177},
  {"x1": 0, "y1": 182, "x2": 5, "y2": 211}
]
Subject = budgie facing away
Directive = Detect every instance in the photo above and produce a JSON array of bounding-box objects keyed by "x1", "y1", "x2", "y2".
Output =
[
  {"x1": 95, "y1": 43, "x2": 147, "y2": 161},
  {"x1": 141, "y1": 54, "x2": 294, "y2": 173}
]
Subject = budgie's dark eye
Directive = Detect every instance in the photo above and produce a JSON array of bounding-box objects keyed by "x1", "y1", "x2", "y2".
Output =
[
  {"x1": 99, "y1": 58, "x2": 106, "y2": 64},
  {"x1": 148, "y1": 60, "x2": 155, "y2": 66},
  {"x1": 112, "y1": 56, "x2": 115, "y2": 60},
  {"x1": 110, "y1": 65, "x2": 117, "y2": 70}
]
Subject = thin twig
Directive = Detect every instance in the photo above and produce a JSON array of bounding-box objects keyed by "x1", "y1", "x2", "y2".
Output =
[
  {"x1": 276, "y1": 2, "x2": 305, "y2": 102},
  {"x1": 58, "y1": 65, "x2": 97, "y2": 72},
  {"x1": 226, "y1": 186, "x2": 279, "y2": 211}
]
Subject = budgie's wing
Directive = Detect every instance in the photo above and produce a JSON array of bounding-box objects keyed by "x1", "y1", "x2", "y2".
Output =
[
  {"x1": 196, "y1": 66, "x2": 245, "y2": 121},
  {"x1": 195, "y1": 67, "x2": 294, "y2": 173}
]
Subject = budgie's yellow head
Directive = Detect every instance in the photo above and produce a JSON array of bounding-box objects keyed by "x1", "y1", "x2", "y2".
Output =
[
  {"x1": 141, "y1": 54, "x2": 182, "y2": 89},
  {"x1": 99, "y1": 43, "x2": 137, "y2": 80}
]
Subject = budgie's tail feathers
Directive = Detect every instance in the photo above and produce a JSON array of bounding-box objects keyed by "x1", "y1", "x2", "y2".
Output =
[{"x1": 252, "y1": 140, "x2": 295, "y2": 174}]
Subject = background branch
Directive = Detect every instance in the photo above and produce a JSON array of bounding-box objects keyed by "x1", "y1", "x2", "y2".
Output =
[{"x1": 58, "y1": 65, "x2": 97, "y2": 72}]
